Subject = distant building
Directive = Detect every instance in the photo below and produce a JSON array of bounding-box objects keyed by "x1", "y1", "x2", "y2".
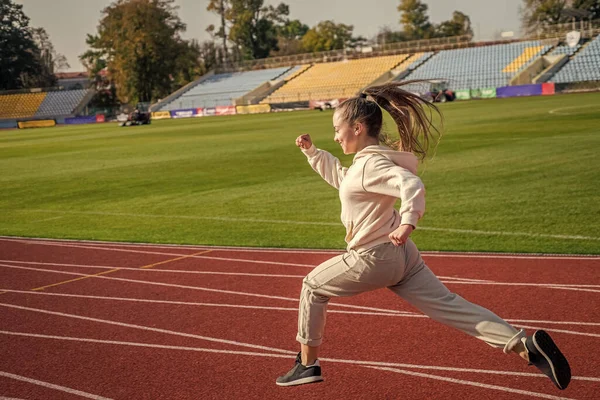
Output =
[{"x1": 56, "y1": 72, "x2": 90, "y2": 90}]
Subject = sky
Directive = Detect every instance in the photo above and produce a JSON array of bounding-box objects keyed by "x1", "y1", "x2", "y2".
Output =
[{"x1": 15, "y1": 0, "x2": 524, "y2": 72}]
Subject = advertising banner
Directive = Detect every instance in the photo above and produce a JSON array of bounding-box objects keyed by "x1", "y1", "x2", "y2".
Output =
[
  {"x1": 18, "y1": 119, "x2": 56, "y2": 129},
  {"x1": 455, "y1": 89, "x2": 471, "y2": 100},
  {"x1": 496, "y1": 84, "x2": 543, "y2": 98},
  {"x1": 481, "y1": 87, "x2": 497, "y2": 98},
  {"x1": 195, "y1": 108, "x2": 204, "y2": 117},
  {"x1": 470, "y1": 88, "x2": 483, "y2": 99},
  {"x1": 203, "y1": 107, "x2": 216, "y2": 116},
  {"x1": 151, "y1": 111, "x2": 172, "y2": 120},
  {"x1": 96, "y1": 114, "x2": 106, "y2": 123},
  {"x1": 541, "y1": 83, "x2": 555, "y2": 95},
  {"x1": 216, "y1": 106, "x2": 236, "y2": 116},
  {"x1": 236, "y1": 104, "x2": 271, "y2": 114},
  {"x1": 65, "y1": 116, "x2": 96, "y2": 125},
  {"x1": 170, "y1": 109, "x2": 197, "y2": 118}
]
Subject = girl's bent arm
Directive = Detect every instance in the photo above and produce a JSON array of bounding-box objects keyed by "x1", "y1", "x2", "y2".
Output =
[
  {"x1": 361, "y1": 156, "x2": 425, "y2": 228},
  {"x1": 302, "y1": 145, "x2": 348, "y2": 190}
]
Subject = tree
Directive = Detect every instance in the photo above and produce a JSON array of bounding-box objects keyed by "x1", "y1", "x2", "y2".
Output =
[
  {"x1": 0, "y1": 0, "x2": 42, "y2": 90},
  {"x1": 207, "y1": 0, "x2": 290, "y2": 60},
  {"x1": 80, "y1": 0, "x2": 201, "y2": 104},
  {"x1": 435, "y1": 11, "x2": 473, "y2": 38},
  {"x1": 521, "y1": 0, "x2": 567, "y2": 34},
  {"x1": 21, "y1": 28, "x2": 70, "y2": 88},
  {"x1": 375, "y1": 27, "x2": 409, "y2": 45},
  {"x1": 398, "y1": 0, "x2": 434, "y2": 40},
  {"x1": 271, "y1": 19, "x2": 309, "y2": 56},
  {"x1": 301, "y1": 21, "x2": 354, "y2": 52},
  {"x1": 571, "y1": 0, "x2": 600, "y2": 20},
  {"x1": 521, "y1": 0, "x2": 599, "y2": 34},
  {"x1": 206, "y1": 0, "x2": 230, "y2": 65}
]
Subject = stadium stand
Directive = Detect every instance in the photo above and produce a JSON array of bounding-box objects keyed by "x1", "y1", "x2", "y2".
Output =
[
  {"x1": 404, "y1": 41, "x2": 552, "y2": 90},
  {"x1": 551, "y1": 43, "x2": 582, "y2": 57},
  {"x1": 158, "y1": 66, "x2": 299, "y2": 110},
  {"x1": 0, "y1": 93, "x2": 47, "y2": 119},
  {"x1": 550, "y1": 34, "x2": 600, "y2": 83},
  {"x1": 34, "y1": 89, "x2": 90, "y2": 118},
  {"x1": 261, "y1": 54, "x2": 410, "y2": 103}
]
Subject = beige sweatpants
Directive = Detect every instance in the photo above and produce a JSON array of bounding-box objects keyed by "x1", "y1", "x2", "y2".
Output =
[{"x1": 297, "y1": 240, "x2": 525, "y2": 352}]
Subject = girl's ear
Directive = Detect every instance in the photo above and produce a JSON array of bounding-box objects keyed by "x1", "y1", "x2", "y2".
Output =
[{"x1": 354, "y1": 122, "x2": 363, "y2": 136}]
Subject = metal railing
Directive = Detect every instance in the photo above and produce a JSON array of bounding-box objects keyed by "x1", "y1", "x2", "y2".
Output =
[{"x1": 216, "y1": 35, "x2": 473, "y2": 73}]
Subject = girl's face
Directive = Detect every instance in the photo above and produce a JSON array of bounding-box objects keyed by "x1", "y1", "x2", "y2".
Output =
[{"x1": 333, "y1": 111, "x2": 359, "y2": 155}]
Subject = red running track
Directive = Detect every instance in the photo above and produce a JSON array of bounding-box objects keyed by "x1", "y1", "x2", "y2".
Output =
[{"x1": 0, "y1": 236, "x2": 599, "y2": 399}]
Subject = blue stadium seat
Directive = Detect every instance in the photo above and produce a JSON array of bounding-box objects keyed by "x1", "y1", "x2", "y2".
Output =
[
  {"x1": 550, "y1": 34, "x2": 600, "y2": 83},
  {"x1": 34, "y1": 89, "x2": 89, "y2": 118},
  {"x1": 160, "y1": 67, "x2": 294, "y2": 110},
  {"x1": 404, "y1": 41, "x2": 551, "y2": 91}
]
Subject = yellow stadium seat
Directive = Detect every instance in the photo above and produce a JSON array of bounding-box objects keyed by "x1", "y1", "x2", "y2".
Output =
[{"x1": 0, "y1": 93, "x2": 47, "y2": 119}]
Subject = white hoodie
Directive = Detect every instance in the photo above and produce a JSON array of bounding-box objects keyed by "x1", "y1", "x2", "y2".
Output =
[{"x1": 302, "y1": 144, "x2": 425, "y2": 252}]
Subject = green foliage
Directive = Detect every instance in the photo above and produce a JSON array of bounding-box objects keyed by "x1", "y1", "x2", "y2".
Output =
[
  {"x1": 81, "y1": 0, "x2": 201, "y2": 104},
  {"x1": 0, "y1": 0, "x2": 42, "y2": 90},
  {"x1": 396, "y1": 0, "x2": 472, "y2": 41},
  {"x1": 207, "y1": 0, "x2": 290, "y2": 60},
  {"x1": 572, "y1": 0, "x2": 600, "y2": 19},
  {"x1": 521, "y1": 0, "x2": 599, "y2": 33},
  {"x1": 20, "y1": 28, "x2": 70, "y2": 89},
  {"x1": 301, "y1": 21, "x2": 354, "y2": 52},
  {"x1": 271, "y1": 19, "x2": 309, "y2": 56},
  {"x1": 1, "y1": 93, "x2": 599, "y2": 254},
  {"x1": 398, "y1": 0, "x2": 434, "y2": 39},
  {"x1": 436, "y1": 11, "x2": 473, "y2": 38}
]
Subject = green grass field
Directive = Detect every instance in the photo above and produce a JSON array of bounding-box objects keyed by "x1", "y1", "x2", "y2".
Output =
[{"x1": 1, "y1": 93, "x2": 599, "y2": 254}]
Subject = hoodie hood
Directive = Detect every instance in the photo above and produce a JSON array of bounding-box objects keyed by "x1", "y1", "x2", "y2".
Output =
[{"x1": 354, "y1": 145, "x2": 419, "y2": 175}]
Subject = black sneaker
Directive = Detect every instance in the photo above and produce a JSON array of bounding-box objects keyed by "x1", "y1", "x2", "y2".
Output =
[
  {"x1": 276, "y1": 354, "x2": 323, "y2": 387},
  {"x1": 525, "y1": 330, "x2": 571, "y2": 390}
]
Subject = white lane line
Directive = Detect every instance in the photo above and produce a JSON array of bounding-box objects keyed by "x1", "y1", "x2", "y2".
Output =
[
  {"x1": 3, "y1": 262, "x2": 597, "y2": 295},
  {"x1": 0, "y1": 260, "x2": 116, "y2": 269},
  {"x1": 0, "y1": 371, "x2": 113, "y2": 400},
  {"x1": 2, "y1": 330, "x2": 597, "y2": 383},
  {"x1": 0, "y1": 259, "x2": 495, "y2": 283},
  {"x1": 510, "y1": 324, "x2": 600, "y2": 339},
  {"x1": 0, "y1": 290, "x2": 415, "y2": 317},
  {"x1": 2, "y1": 236, "x2": 599, "y2": 261},
  {"x1": 422, "y1": 253, "x2": 600, "y2": 261},
  {"x1": 0, "y1": 263, "x2": 410, "y2": 315},
  {"x1": 440, "y1": 281, "x2": 600, "y2": 290},
  {"x1": 7, "y1": 210, "x2": 600, "y2": 241},
  {"x1": 0, "y1": 302, "x2": 295, "y2": 355},
  {"x1": 0, "y1": 240, "x2": 315, "y2": 267},
  {"x1": 0, "y1": 260, "x2": 306, "y2": 278},
  {"x1": 4, "y1": 289, "x2": 600, "y2": 328},
  {"x1": 365, "y1": 366, "x2": 574, "y2": 400}
]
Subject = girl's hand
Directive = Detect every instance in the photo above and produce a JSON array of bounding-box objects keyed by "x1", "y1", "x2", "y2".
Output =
[
  {"x1": 295, "y1": 134, "x2": 313, "y2": 150},
  {"x1": 389, "y1": 224, "x2": 414, "y2": 246}
]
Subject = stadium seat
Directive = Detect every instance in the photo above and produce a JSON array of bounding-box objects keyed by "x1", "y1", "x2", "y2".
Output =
[
  {"x1": 0, "y1": 93, "x2": 47, "y2": 119},
  {"x1": 404, "y1": 41, "x2": 552, "y2": 91},
  {"x1": 159, "y1": 67, "x2": 296, "y2": 110},
  {"x1": 550, "y1": 34, "x2": 600, "y2": 83},
  {"x1": 261, "y1": 54, "x2": 411, "y2": 103},
  {"x1": 34, "y1": 89, "x2": 89, "y2": 118}
]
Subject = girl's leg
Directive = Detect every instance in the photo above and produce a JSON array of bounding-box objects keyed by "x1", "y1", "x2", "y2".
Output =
[
  {"x1": 388, "y1": 240, "x2": 525, "y2": 352},
  {"x1": 390, "y1": 240, "x2": 570, "y2": 390},
  {"x1": 277, "y1": 250, "x2": 393, "y2": 386}
]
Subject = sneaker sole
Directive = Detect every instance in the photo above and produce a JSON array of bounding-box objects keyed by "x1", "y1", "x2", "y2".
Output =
[
  {"x1": 276, "y1": 375, "x2": 323, "y2": 387},
  {"x1": 532, "y1": 330, "x2": 571, "y2": 390}
]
